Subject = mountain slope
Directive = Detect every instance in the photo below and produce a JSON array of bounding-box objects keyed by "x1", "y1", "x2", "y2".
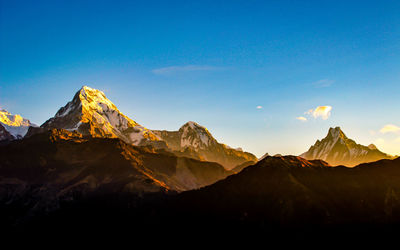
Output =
[
  {"x1": 7, "y1": 154, "x2": 400, "y2": 239},
  {"x1": 0, "y1": 109, "x2": 35, "y2": 140},
  {"x1": 0, "y1": 123, "x2": 14, "y2": 141},
  {"x1": 0, "y1": 129, "x2": 231, "y2": 222},
  {"x1": 166, "y1": 155, "x2": 400, "y2": 229},
  {"x1": 153, "y1": 121, "x2": 257, "y2": 170},
  {"x1": 300, "y1": 127, "x2": 393, "y2": 166},
  {"x1": 37, "y1": 86, "x2": 165, "y2": 148}
]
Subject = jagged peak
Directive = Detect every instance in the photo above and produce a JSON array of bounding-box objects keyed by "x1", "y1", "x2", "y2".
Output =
[
  {"x1": 179, "y1": 121, "x2": 212, "y2": 134},
  {"x1": 181, "y1": 121, "x2": 205, "y2": 130},
  {"x1": 79, "y1": 85, "x2": 106, "y2": 98},
  {"x1": 54, "y1": 86, "x2": 117, "y2": 119},
  {"x1": 327, "y1": 126, "x2": 347, "y2": 140},
  {"x1": 178, "y1": 121, "x2": 216, "y2": 148},
  {"x1": 77, "y1": 86, "x2": 114, "y2": 106},
  {"x1": 44, "y1": 85, "x2": 161, "y2": 146},
  {"x1": 368, "y1": 144, "x2": 378, "y2": 150}
]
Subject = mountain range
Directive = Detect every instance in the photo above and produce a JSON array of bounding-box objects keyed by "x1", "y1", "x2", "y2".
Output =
[
  {"x1": 1, "y1": 87, "x2": 395, "y2": 170},
  {"x1": 23, "y1": 86, "x2": 255, "y2": 170},
  {"x1": 1, "y1": 86, "x2": 400, "y2": 238}
]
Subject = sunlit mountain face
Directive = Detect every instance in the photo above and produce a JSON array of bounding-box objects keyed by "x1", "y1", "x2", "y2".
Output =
[
  {"x1": 301, "y1": 127, "x2": 394, "y2": 166},
  {"x1": 0, "y1": 109, "x2": 35, "y2": 140},
  {"x1": 37, "y1": 86, "x2": 165, "y2": 148},
  {"x1": 153, "y1": 121, "x2": 257, "y2": 170}
]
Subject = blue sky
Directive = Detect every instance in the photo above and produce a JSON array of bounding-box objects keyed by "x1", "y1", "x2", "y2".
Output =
[{"x1": 1, "y1": 0, "x2": 400, "y2": 157}]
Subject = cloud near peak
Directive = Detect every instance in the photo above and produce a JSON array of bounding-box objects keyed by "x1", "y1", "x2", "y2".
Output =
[
  {"x1": 380, "y1": 124, "x2": 400, "y2": 134},
  {"x1": 306, "y1": 106, "x2": 332, "y2": 120}
]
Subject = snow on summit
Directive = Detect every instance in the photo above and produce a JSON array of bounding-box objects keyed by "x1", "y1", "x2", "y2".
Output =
[
  {"x1": 180, "y1": 121, "x2": 215, "y2": 149},
  {"x1": 0, "y1": 109, "x2": 34, "y2": 139},
  {"x1": 41, "y1": 86, "x2": 163, "y2": 147}
]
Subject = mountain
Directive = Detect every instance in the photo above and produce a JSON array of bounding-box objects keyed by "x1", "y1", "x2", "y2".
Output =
[
  {"x1": 0, "y1": 109, "x2": 35, "y2": 140},
  {"x1": 0, "y1": 128, "x2": 231, "y2": 222},
  {"x1": 34, "y1": 86, "x2": 166, "y2": 148},
  {"x1": 162, "y1": 155, "x2": 400, "y2": 231},
  {"x1": 152, "y1": 121, "x2": 257, "y2": 170},
  {"x1": 300, "y1": 127, "x2": 393, "y2": 166}
]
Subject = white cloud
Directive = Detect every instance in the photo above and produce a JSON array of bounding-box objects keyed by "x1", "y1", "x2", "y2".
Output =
[
  {"x1": 256, "y1": 106, "x2": 263, "y2": 109},
  {"x1": 380, "y1": 124, "x2": 400, "y2": 134},
  {"x1": 312, "y1": 79, "x2": 335, "y2": 88},
  {"x1": 296, "y1": 116, "x2": 307, "y2": 122},
  {"x1": 152, "y1": 65, "x2": 223, "y2": 75},
  {"x1": 306, "y1": 106, "x2": 332, "y2": 120}
]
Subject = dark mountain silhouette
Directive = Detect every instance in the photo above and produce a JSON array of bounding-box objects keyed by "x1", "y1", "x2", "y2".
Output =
[
  {"x1": 0, "y1": 129, "x2": 231, "y2": 225},
  {"x1": 169, "y1": 155, "x2": 400, "y2": 228},
  {"x1": 4, "y1": 154, "x2": 400, "y2": 241}
]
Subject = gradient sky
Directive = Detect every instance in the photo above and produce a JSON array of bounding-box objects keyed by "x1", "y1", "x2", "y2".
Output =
[{"x1": 1, "y1": 0, "x2": 400, "y2": 157}]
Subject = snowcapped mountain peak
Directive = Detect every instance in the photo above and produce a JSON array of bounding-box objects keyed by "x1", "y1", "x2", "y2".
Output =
[
  {"x1": 301, "y1": 126, "x2": 393, "y2": 166},
  {"x1": 179, "y1": 121, "x2": 215, "y2": 149},
  {"x1": 78, "y1": 86, "x2": 114, "y2": 107},
  {"x1": 181, "y1": 121, "x2": 207, "y2": 130},
  {"x1": 0, "y1": 109, "x2": 34, "y2": 139},
  {"x1": 41, "y1": 86, "x2": 163, "y2": 147},
  {"x1": 152, "y1": 121, "x2": 257, "y2": 169}
]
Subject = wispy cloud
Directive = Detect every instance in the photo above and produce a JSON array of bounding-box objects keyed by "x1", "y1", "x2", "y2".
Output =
[
  {"x1": 256, "y1": 106, "x2": 263, "y2": 109},
  {"x1": 312, "y1": 79, "x2": 335, "y2": 88},
  {"x1": 380, "y1": 124, "x2": 400, "y2": 134},
  {"x1": 152, "y1": 65, "x2": 224, "y2": 75},
  {"x1": 305, "y1": 106, "x2": 332, "y2": 120},
  {"x1": 296, "y1": 116, "x2": 307, "y2": 122}
]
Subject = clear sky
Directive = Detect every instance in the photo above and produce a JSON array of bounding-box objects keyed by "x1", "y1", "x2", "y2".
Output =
[{"x1": 1, "y1": 0, "x2": 400, "y2": 157}]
